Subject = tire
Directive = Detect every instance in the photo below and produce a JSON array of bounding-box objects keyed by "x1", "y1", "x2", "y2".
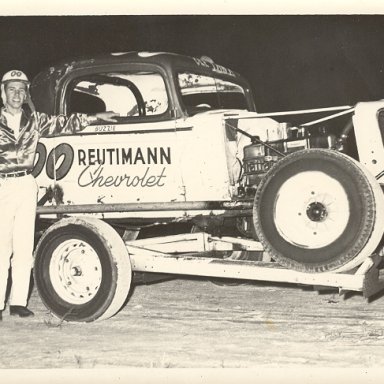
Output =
[
  {"x1": 34, "y1": 217, "x2": 132, "y2": 322},
  {"x1": 253, "y1": 149, "x2": 384, "y2": 273}
]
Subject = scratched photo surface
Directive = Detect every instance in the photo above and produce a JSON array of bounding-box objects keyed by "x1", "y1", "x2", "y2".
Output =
[{"x1": 1, "y1": 13, "x2": 384, "y2": 383}]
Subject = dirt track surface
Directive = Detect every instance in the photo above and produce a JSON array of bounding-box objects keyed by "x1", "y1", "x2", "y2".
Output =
[{"x1": 1, "y1": 277, "x2": 384, "y2": 371}]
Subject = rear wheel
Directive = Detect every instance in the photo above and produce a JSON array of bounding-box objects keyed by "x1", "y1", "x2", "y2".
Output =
[
  {"x1": 253, "y1": 149, "x2": 384, "y2": 273},
  {"x1": 34, "y1": 217, "x2": 132, "y2": 322}
]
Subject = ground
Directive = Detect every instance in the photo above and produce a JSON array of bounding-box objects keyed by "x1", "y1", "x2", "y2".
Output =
[{"x1": 1, "y1": 276, "x2": 384, "y2": 375}]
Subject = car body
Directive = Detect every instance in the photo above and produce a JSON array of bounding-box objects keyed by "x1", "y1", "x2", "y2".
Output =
[
  {"x1": 31, "y1": 51, "x2": 384, "y2": 322},
  {"x1": 31, "y1": 51, "x2": 285, "y2": 225}
]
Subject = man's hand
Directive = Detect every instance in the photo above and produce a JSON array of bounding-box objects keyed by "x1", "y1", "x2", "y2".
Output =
[{"x1": 95, "y1": 111, "x2": 120, "y2": 122}]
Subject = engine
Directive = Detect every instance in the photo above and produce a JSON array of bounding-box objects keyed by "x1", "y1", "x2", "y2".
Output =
[{"x1": 240, "y1": 123, "x2": 337, "y2": 197}]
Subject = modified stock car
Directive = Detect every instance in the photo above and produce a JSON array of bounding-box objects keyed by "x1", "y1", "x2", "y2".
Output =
[{"x1": 31, "y1": 52, "x2": 384, "y2": 321}]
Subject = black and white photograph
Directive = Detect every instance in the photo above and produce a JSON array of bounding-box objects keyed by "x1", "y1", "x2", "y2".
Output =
[{"x1": 1, "y1": 1, "x2": 384, "y2": 383}]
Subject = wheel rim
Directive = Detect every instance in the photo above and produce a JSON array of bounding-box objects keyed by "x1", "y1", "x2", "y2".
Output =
[
  {"x1": 49, "y1": 239, "x2": 102, "y2": 305},
  {"x1": 274, "y1": 171, "x2": 350, "y2": 249}
]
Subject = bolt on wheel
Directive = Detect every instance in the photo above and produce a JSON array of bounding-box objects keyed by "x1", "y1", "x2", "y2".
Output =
[
  {"x1": 274, "y1": 171, "x2": 350, "y2": 249},
  {"x1": 50, "y1": 239, "x2": 102, "y2": 305}
]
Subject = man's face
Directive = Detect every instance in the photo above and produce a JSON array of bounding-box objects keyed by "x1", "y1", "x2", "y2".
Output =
[{"x1": 5, "y1": 81, "x2": 27, "y2": 111}]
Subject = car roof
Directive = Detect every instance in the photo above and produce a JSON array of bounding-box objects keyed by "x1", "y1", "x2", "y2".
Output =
[{"x1": 31, "y1": 51, "x2": 252, "y2": 114}]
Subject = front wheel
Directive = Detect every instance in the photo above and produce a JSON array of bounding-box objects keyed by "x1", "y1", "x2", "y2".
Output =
[
  {"x1": 34, "y1": 217, "x2": 132, "y2": 322},
  {"x1": 253, "y1": 149, "x2": 384, "y2": 273}
]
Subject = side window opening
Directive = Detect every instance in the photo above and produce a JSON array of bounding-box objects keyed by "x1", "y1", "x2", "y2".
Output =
[
  {"x1": 70, "y1": 90, "x2": 106, "y2": 114},
  {"x1": 67, "y1": 71, "x2": 169, "y2": 123}
]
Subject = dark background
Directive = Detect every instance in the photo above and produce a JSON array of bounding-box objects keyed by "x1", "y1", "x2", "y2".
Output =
[{"x1": 0, "y1": 15, "x2": 383, "y2": 112}]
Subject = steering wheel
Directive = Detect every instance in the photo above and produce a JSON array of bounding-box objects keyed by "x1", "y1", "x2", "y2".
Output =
[{"x1": 195, "y1": 103, "x2": 211, "y2": 109}]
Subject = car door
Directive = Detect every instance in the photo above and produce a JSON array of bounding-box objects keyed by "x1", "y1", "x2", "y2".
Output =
[{"x1": 34, "y1": 68, "x2": 186, "y2": 208}]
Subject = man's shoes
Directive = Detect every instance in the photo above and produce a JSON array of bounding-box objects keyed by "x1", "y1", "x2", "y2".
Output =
[{"x1": 10, "y1": 306, "x2": 34, "y2": 318}]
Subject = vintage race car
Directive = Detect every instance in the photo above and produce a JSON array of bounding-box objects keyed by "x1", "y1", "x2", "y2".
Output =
[
  {"x1": 31, "y1": 51, "x2": 384, "y2": 321},
  {"x1": 32, "y1": 51, "x2": 383, "y2": 261},
  {"x1": 32, "y1": 52, "x2": 261, "y2": 224}
]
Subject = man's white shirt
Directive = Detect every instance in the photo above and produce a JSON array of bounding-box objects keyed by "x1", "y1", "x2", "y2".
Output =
[{"x1": 3, "y1": 110, "x2": 22, "y2": 138}]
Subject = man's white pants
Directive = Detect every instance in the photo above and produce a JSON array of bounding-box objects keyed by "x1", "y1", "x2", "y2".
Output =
[{"x1": 0, "y1": 174, "x2": 37, "y2": 311}]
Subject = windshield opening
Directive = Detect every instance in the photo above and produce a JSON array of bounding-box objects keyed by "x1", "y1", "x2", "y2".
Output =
[{"x1": 178, "y1": 72, "x2": 248, "y2": 116}]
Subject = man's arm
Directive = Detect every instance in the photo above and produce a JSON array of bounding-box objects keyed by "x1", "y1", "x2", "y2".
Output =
[
  {"x1": 38, "y1": 111, "x2": 119, "y2": 137},
  {"x1": 89, "y1": 111, "x2": 120, "y2": 123}
]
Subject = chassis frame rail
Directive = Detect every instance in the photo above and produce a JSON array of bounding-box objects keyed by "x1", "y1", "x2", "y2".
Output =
[{"x1": 125, "y1": 232, "x2": 384, "y2": 298}]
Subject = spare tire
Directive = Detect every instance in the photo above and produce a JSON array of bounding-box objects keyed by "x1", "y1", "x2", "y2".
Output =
[{"x1": 253, "y1": 149, "x2": 384, "y2": 273}]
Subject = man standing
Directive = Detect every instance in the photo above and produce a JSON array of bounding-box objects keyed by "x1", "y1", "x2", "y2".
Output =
[{"x1": 0, "y1": 70, "x2": 115, "y2": 320}]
